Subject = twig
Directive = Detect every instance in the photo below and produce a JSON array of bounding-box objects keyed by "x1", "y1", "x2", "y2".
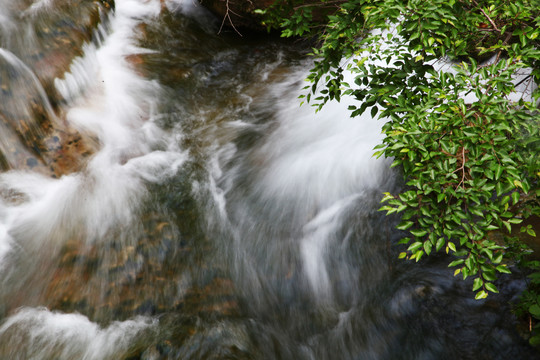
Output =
[
  {"x1": 218, "y1": 0, "x2": 243, "y2": 37},
  {"x1": 454, "y1": 146, "x2": 467, "y2": 189},
  {"x1": 472, "y1": 0, "x2": 499, "y2": 32},
  {"x1": 479, "y1": 8, "x2": 499, "y2": 31}
]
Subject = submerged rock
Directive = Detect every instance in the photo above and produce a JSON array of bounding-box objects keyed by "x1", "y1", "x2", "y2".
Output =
[{"x1": 0, "y1": 0, "x2": 114, "y2": 177}]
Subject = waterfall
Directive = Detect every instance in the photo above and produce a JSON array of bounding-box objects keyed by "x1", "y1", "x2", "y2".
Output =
[{"x1": 0, "y1": 0, "x2": 537, "y2": 359}]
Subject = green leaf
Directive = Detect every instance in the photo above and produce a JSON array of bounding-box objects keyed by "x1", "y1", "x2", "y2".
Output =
[
  {"x1": 493, "y1": 252, "x2": 504, "y2": 264},
  {"x1": 436, "y1": 237, "x2": 445, "y2": 251},
  {"x1": 465, "y1": 256, "x2": 474, "y2": 270},
  {"x1": 397, "y1": 221, "x2": 414, "y2": 230},
  {"x1": 530, "y1": 334, "x2": 540, "y2": 347},
  {"x1": 424, "y1": 241, "x2": 433, "y2": 255},
  {"x1": 482, "y1": 270, "x2": 497, "y2": 282},
  {"x1": 529, "y1": 304, "x2": 540, "y2": 319},
  {"x1": 410, "y1": 229, "x2": 428, "y2": 237},
  {"x1": 511, "y1": 191, "x2": 520, "y2": 205},
  {"x1": 495, "y1": 165, "x2": 503, "y2": 180},
  {"x1": 437, "y1": 192, "x2": 445, "y2": 203},
  {"x1": 448, "y1": 259, "x2": 465, "y2": 267},
  {"x1": 507, "y1": 218, "x2": 522, "y2": 224},
  {"x1": 475, "y1": 290, "x2": 488, "y2": 300},
  {"x1": 408, "y1": 241, "x2": 423, "y2": 252},
  {"x1": 473, "y1": 277, "x2": 483, "y2": 291},
  {"x1": 398, "y1": 237, "x2": 411, "y2": 245},
  {"x1": 484, "y1": 282, "x2": 499, "y2": 293},
  {"x1": 496, "y1": 265, "x2": 511, "y2": 274}
]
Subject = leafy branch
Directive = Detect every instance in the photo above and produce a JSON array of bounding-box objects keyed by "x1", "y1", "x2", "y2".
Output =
[{"x1": 260, "y1": 0, "x2": 540, "y2": 345}]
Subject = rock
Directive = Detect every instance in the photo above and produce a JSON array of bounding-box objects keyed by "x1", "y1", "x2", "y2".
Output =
[{"x1": 0, "y1": 0, "x2": 114, "y2": 177}]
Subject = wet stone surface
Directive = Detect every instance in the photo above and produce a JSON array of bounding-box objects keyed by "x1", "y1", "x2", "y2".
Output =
[
  {"x1": 0, "y1": 0, "x2": 113, "y2": 177},
  {"x1": 36, "y1": 170, "x2": 248, "y2": 356}
]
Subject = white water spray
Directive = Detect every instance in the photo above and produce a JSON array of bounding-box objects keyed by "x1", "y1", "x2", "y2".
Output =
[
  {"x1": 257, "y1": 68, "x2": 392, "y2": 299},
  {"x1": 0, "y1": 307, "x2": 155, "y2": 360},
  {"x1": 0, "y1": 1, "x2": 186, "y2": 320}
]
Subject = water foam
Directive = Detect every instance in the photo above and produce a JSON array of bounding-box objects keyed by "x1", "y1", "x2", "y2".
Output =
[
  {"x1": 0, "y1": 0, "x2": 185, "y2": 264},
  {"x1": 254, "y1": 68, "x2": 390, "y2": 214},
  {"x1": 209, "y1": 63, "x2": 394, "y2": 305},
  {"x1": 0, "y1": 307, "x2": 155, "y2": 359}
]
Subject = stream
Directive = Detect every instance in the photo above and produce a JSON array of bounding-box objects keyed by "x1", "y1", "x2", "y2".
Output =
[{"x1": 0, "y1": 0, "x2": 538, "y2": 359}]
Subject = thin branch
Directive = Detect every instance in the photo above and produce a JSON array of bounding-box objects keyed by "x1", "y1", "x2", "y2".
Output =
[
  {"x1": 454, "y1": 146, "x2": 467, "y2": 190},
  {"x1": 472, "y1": 0, "x2": 499, "y2": 32},
  {"x1": 218, "y1": 0, "x2": 243, "y2": 37},
  {"x1": 479, "y1": 8, "x2": 499, "y2": 31}
]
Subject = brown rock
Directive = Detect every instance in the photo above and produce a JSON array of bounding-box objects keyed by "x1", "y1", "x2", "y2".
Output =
[{"x1": 0, "y1": 0, "x2": 113, "y2": 177}]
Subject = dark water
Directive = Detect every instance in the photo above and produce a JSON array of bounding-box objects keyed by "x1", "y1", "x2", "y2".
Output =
[{"x1": 0, "y1": 0, "x2": 537, "y2": 359}]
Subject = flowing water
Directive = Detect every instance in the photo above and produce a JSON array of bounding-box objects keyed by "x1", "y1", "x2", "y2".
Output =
[{"x1": 0, "y1": 0, "x2": 538, "y2": 359}]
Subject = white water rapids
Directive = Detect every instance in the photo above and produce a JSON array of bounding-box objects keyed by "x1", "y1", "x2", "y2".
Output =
[
  {"x1": 0, "y1": 0, "x2": 537, "y2": 359},
  {"x1": 0, "y1": 0, "x2": 184, "y2": 356}
]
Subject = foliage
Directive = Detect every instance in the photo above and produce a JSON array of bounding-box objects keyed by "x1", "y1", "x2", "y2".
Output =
[
  {"x1": 260, "y1": 0, "x2": 540, "y2": 344},
  {"x1": 513, "y1": 260, "x2": 540, "y2": 345}
]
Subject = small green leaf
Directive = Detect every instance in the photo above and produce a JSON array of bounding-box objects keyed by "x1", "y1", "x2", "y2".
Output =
[
  {"x1": 482, "y1": 270, "x2": 497, "y2": 282},
  {"x1": 408, "y1": 241, "x2": 423, "y2": 252},
  {"x1": 410, "y1": 229, "x2": 428, "y2": 237},
  {"x1": 511, "y1": 191, "x2": 520, "y2": 205},
  {"x1": 496, "y1": 265, "x2": 511, "y2": 274},
  {"x1": 530, "y1": 334, "x2": 540, "y2": 346},
  {"x1": 484, "y1": 282, "x2": 499, "y2": 293},
  {"x1": 371, "y1": 106, "x2": 379, "y2": 118},
  {"x1": 492, "y1": 252, "x2": 503, "y2": 264},
  {"x1": 507, "y1": 218, "x2": 522, "y2": 224},
  {"x1": 397, "y1": 221, "x2": 414, "y2": 230},
  {"x1": 494, "y1": 165, "x2": 503, "y2": 180},
  {"x1": 448, "y1": 259, "x2": 465, "y2": 267},
  {"x1": 529, "y1": 304, "x2": 540, "y2": 319},
  {"x1": 437, "y1": 192, "x2": 445, "y2": 203},
  {"x1": 424, "y1": 241, "x2": 433, "y2": 255},
  {"x1": 436, "y1": 237, "x2": 445, "y2": 251},
  {"x1": 473, "y1": 277, "x2": 483, "y2": 291},
  {"x1": 475, "y1": 290, "x2": 488, "y2": 300}
]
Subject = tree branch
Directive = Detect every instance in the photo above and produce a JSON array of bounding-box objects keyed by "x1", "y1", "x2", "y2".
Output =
[
  {"x1": 218, "y1": 0, "x2": 243, "y2": 36},
  {"x1": 472, "y1": 0, "x2": 499, "y2": 32}
]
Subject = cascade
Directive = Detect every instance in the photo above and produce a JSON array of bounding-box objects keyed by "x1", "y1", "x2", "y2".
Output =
[{"x1": 0, "y1": 0, "x2": 537, "y2": 359}]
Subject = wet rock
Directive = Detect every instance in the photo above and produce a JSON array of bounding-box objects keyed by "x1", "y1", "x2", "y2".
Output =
[
  {"x1": 39, "y1": 204, "x2": 238, "y2": 325},
  {"x1": 0, "y1": 0, "x2": 113, "y2": 177}
]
